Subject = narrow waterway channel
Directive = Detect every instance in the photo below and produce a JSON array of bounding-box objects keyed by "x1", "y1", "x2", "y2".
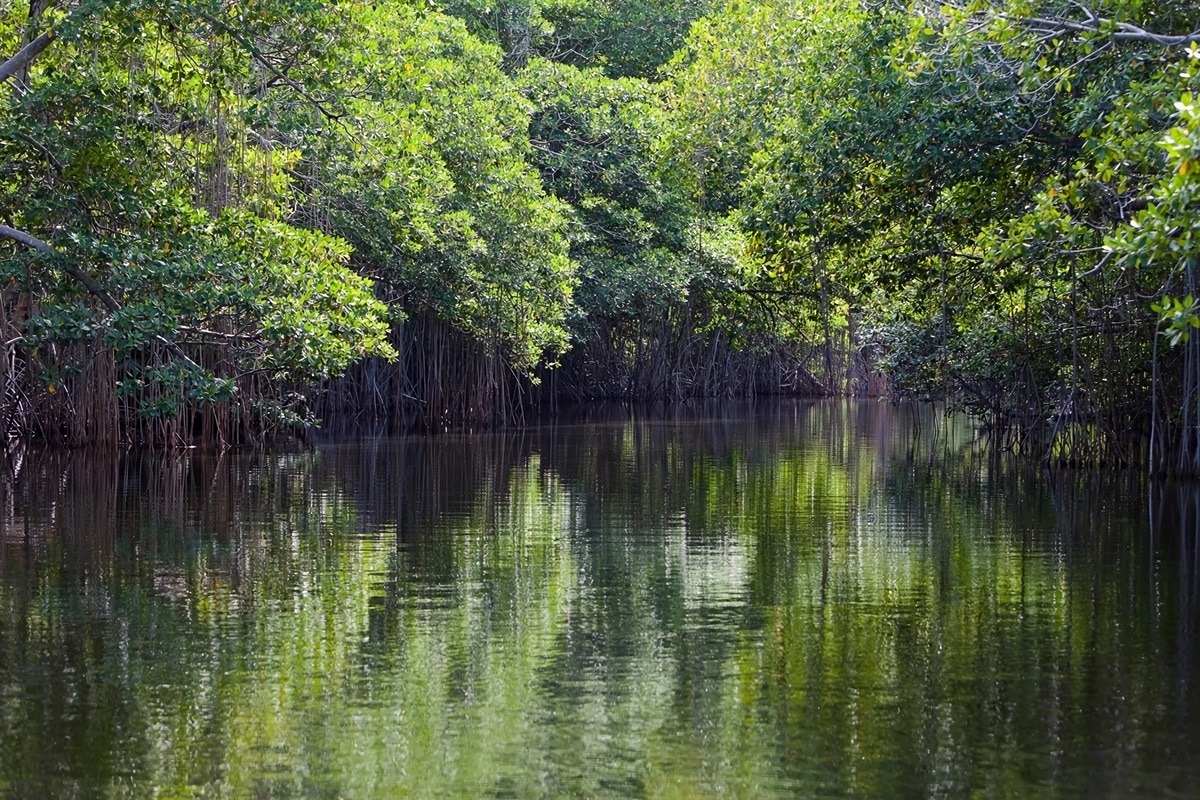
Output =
[{"x1": 0, "y1": 401, "x2": 1197, "y2": 798}]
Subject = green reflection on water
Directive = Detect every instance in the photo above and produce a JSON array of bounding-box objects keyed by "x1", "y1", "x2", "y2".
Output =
[{"x1": 0, "y1": 401, "x2": 1197, "y2": 798}]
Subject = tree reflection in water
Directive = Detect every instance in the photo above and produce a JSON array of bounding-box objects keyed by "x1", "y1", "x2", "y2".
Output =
[{"x1": 0, "y1": 400, "x2": 1196, "y2": 798}]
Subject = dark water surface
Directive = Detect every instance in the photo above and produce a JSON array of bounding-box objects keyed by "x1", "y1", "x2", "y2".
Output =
[{"x1": 1, "y1": 401, "x2": 1198, "y2": 798}]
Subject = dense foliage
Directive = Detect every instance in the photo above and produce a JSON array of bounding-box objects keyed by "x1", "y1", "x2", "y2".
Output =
[
  {"x1": 4, "y1": 0, "x2": 1200, "y2": 468},
  {"x1": 664, "y1": 0, "x2": 1200, "y2": 470},
  {"x1": 0, "y1": 0, "x2": 399, "y2": 444}
]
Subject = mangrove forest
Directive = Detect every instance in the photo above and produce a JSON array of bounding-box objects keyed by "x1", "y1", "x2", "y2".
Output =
[{"x1": 4, "y1": 0, "x2": 1200, "y2": 471}]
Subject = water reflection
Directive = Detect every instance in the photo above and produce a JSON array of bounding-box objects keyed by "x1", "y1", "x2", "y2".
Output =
[{"x1": 0, "y1": 401, "x2": 1197, "y2": 798}]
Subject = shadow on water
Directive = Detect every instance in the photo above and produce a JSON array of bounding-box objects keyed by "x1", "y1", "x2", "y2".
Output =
[{"x1": 0, "y1": 400, "x2": 1198, "y2": 798}]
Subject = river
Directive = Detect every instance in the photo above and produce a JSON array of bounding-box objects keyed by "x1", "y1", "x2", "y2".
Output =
[{"x1": 0, "y1": 401, "x2": 1197, "y2": 798}]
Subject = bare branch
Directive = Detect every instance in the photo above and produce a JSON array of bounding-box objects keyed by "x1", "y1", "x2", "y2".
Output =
[
  {"x1": 922, "y1": 0, "x2": 1200, "y2": 46},
  {"x1": 0, "y1": 31, "x2": 55, "y2": 85},
  {"x1": 1017, "y1": 14, "x2": 1200, "y2": 45}
]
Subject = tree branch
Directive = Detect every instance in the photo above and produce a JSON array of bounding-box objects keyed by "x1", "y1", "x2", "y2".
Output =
[
  {"x1": 6, "y1": 131, "x2": 65, "y2": 173},
  {"x1": 0, "y1": 31, "x2": 55, "y2": 85},
  {"x1": 1020, "y1": 14, "x2": 1200, "y2": 46},
  {"x1": 928, "y1": 0, "x2": 1200, "y2": 47},
  {"x1": 0, "y1": 223, "x2": 118, "y2": 312},
  {"x1": 187, "y1": 7, "x2": 344, "y2": 122},
  {"x1": 0, "y1": 223, "x2": 204, "y2": 371}
]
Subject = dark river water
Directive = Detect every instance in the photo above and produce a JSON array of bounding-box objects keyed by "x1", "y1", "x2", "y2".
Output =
[{"x1": 1, "y1": 401, "x2": 1198, "y2": 798}]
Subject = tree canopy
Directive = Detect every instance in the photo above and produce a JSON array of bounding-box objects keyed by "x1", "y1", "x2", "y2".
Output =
[
  {"x1": 4, "y1": 0, "x2": 1200, "y2": 468},
  {"x1": 662, "y1": 0, "x2": 1200, "y2": 469}
]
